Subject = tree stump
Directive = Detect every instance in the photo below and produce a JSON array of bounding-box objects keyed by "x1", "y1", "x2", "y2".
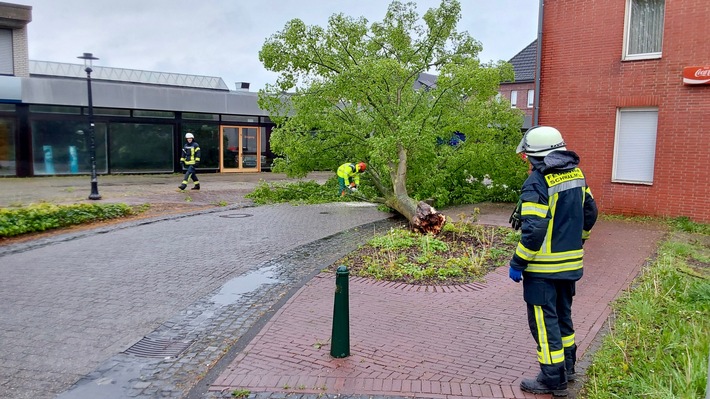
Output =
[{"x1": 411, "y1": 201, "x2": 446, "y2": 235}]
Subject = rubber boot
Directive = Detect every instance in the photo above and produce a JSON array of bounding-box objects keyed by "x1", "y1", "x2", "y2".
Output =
[
  {"x1": 520, "y1": 363, "x2": 568, "y2": 397},
  {"x1": 565, "y1": 345, "x2": 577, "y2": 382},
  {"x1": 178, "y1": 183, "x2": 187, "y2": 190},
  {"x1": 191, "y1": 183, "x2": 200, "y2": 190}
]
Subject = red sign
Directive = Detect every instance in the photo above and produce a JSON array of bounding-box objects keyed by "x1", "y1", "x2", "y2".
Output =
[{"x1": 683, "y1": 66, "x2": 710, "y2": 85}]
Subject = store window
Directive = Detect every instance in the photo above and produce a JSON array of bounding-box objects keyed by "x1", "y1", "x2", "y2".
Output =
[
  {"x1": 624, "y1": 0, "x2": 665, "y2": 60},
  {"x1": 612, "y1": 108, "x2": 658, "y2": 184},
  {"x1": 109, "y1": 123, "x2": 173, "y2": 173},
  {"x1": 0, "y1": 117, "x2": 15, "y2": 176},
  {"x1": 31, "y1": 119, "x2": 108, "y2": 175}
]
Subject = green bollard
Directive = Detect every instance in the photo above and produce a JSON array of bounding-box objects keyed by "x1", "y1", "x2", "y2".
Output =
[{"x1": 330, "y1": 265, "x2": 350, "y2": 358}]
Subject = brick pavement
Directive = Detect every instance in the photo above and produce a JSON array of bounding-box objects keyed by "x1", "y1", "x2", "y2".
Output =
[
  {"x1": 207, "y1": 220, "x2": 665, "y2": 398},
  {"x1": 0, "y1": 201, "x2": 393, "y2": 399}
]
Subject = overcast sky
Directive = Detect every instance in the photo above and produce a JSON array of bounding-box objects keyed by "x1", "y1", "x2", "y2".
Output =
[{"x1": 16, "y1": 0, "x2": 539, "y2": 91}]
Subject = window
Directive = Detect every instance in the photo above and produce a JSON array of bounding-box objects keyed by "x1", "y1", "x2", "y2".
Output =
[
  {"x1": 109, "y1": 123, "x2": 173, "y2": 173},
  {"x1": 510, "y1": 91, "x2": 518, "y2": 108},
  {"x1": 527, "y1": 90, "x2": 534, "y2": 108},
  {"x1": 0, "y1": 29, "x2": 12, "y2": 75},
  {"x1": 133, "y1": 110, "x2": 173, "y2": 118},
  {"x1": 612, "y1": 108, "x2": 658, "y2": 184},
  {"x1": 222, "y1": 115, "x2": 258, "y2": 123},
  {"x1": 0, "y1": 117, "x2": 15, "y2": 176},
  {"x1": 624, "y1": 0, "x2": 665, "y2": 60},
  {"x1": 31, "y1": 119, "x2": 108, "y2": 175}
]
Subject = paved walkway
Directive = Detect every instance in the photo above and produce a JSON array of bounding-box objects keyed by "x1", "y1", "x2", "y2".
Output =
[
  {"x1": 0, "y1": 174, "x2": 667, "y2": 399},
  {"x1": 206, "y1": 220, "x2": 664, "y2": 398}
]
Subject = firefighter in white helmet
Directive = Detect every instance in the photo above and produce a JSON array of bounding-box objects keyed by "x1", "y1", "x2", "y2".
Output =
[
  {"x1": 179, "y1": 132, "x2": 201, "y2": 191},
  {"x1": 509, "y1": 126, "x2": 598, "y2": 396}
]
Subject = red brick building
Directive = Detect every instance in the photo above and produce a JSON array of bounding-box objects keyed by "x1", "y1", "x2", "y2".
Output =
[
  {"x1": 500, "y1": 40, "x2": 537, "y2": 130},
  {"x1": 537, "y1": 0, "x2": 710, "y2": 222}
]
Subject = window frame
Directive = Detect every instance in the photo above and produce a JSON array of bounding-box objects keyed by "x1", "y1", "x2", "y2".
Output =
[{"x1": 622, "y1": 0, "x2": 665, "y2": 61}]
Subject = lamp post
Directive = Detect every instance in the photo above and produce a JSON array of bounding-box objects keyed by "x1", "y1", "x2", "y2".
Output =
[{"x1": 77, "y1": 53, "x2": 101, "y2": 200}]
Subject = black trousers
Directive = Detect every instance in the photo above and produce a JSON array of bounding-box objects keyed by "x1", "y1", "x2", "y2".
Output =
[
  {"x1": 182, "y1": 165, "x2": 199, "y2": 184},
  {"x1": 523, "y1": 277, "x2": 576, "y2": 366}
]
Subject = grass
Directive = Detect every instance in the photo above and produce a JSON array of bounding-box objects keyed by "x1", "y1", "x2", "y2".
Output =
[
  {"x1": 581, "y1": 225, "x2": 709, "y2": 398},
  {"x1": 332, "y1": 216, "x2": 519, "y2": 285}
]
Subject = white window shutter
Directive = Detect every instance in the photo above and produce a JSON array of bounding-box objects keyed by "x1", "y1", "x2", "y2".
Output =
[
  {"x1": 0, "y1": 29, "x2": 13, "y2": 75},
  {"x1": 613, "y1": 109, "x2": 658, "y2": 184}
]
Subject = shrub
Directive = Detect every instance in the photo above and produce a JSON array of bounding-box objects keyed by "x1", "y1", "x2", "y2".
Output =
[{"x1": 0, "y1": 203, "x2": 133, "y2": 237}]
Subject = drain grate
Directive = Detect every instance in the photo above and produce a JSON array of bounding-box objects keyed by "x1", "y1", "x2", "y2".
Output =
[{"x1": 124, "y1": 337, "x2": 195, "y2": 358}]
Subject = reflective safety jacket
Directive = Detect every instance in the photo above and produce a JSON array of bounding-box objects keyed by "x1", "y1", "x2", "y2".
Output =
[
  {"x1": 337, "y1": 163, "x2": 360, "y2": 186},
  {"x1": 180, "y1": 141, "x2": 201, "y2": 165},
  {"x1": 510, "y1": 151, "x2": 598, "y2": 280}
]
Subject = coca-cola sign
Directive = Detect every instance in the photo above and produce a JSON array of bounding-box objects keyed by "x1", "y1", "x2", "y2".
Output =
[{"x1": 683, "y1": 66, "x2": 710, "y2": 85}]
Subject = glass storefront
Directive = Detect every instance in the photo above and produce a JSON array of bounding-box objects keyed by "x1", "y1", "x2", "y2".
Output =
[
  {"x1": 6, "y1": 105, "x2": 274, "y2": 177},
  {"x1": 0, "y1": 117, "x2": 15, "y2": 176},
  {"x1": 109, "y1": 123, "x2": 173, "y2": 173},
  {"x1": 31, "y1": 119, "x2": 108, "y2": 175}
]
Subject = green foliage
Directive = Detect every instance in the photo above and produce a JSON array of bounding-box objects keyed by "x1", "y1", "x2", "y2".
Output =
[
  {"x1": 246, "y1": 178, "x2": 352, "y2": 205},
  {"x1": 230, "y1": 389, "x2": 250, "y2": 398},
  {"x1": 583, "y1": 235, "x2": 710, "y2": 399},
  {"x1": 258, "y1": 0, "x2": 528, "y2": 210},
  {"x1": 0, "y1": 203, "x2": 133, "y2": 237},
  {"x1": 668, "y1": 216, "x2": 710, "y2": 235}
]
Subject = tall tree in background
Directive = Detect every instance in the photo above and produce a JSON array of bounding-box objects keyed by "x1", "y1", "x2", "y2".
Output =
[{"x1": 258, "y1": 0, "x2": 527, "y2": 232}]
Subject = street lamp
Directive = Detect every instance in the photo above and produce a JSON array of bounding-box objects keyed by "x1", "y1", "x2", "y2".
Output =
[{"x1": 77, "y1": 52, "x2": 101, "y2": 200}]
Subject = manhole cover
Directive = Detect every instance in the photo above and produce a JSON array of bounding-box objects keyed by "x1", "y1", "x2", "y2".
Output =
[
  {"x1": 124, "y1": 337, "x2": 195, "y2": 358},
  {"x1": 219, "y1": 213, "x2": 253, "y2": 218}
]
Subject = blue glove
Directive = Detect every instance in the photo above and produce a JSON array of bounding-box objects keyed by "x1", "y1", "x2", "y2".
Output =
[{"x1": 509, "y1": 266, "x2": 522, "y2": 283}]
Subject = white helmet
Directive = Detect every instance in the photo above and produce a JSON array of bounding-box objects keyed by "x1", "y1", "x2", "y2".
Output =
[
  {"x1": 185, "y1": 133, "x2": 194, "y2": 139},
  {"x1": 516, "y1": 126, "x2": 566, "y2": 157}
]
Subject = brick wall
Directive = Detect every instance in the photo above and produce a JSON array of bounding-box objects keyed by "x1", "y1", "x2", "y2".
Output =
[
  {"x1": 539, "y1": 0, "x2": 710, "y2": 222},
  {"x1": 13, "y1": 26, "x2": 29, "y2": 77}
]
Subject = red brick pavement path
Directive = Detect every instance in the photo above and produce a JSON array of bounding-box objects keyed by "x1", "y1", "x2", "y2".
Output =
[{"x1": 210, "y1": 219, "x2": 665, "y2": 398}]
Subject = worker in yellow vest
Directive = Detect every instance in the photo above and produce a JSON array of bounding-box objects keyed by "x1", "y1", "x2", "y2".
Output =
[{"x1": 336, "y1": 162, "x2": 366, "y2": 196}]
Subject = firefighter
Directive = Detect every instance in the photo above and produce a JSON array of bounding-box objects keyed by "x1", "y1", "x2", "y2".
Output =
[
  {"x1": 508, "y1": 126, "x2": 598, "y2": 396},
  {"x1": 336, "y1": 162, "x2": 366, "y2": 196},
  {"x1": 179, "y1": 133, "x2": 201, "y2": 191}
]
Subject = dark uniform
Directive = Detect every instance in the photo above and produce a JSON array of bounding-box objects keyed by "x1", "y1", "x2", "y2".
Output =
[
  {"x1": 510, "y1": 150, "x2": 598, "y2": 391},
  {"x1": 179, "y1": 140, "x2": 201, "y2": 190}
]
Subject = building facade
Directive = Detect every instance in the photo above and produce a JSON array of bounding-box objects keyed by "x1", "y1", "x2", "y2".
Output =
[
  {"x1": 538, "y1": 0, "x2": 710, "y2": 222},
  {"x1": 500, "y1": 40, "x2": 536, "y2": 130},
  {"x1": 0, "y1": 2, "x2": 275, "y2": 178}
]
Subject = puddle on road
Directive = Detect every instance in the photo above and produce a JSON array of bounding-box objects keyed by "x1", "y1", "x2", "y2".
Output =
[{"x1": 210, "y1": 266, "x2": 279, "y2": 306}]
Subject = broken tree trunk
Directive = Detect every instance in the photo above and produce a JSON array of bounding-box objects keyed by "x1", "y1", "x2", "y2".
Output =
[{"x1": 410, "y1": 201, "x2": 446, "y2": 235}]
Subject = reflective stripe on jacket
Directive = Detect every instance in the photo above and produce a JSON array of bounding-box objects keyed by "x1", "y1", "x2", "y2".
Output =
[
  {"x1": 510, "y1": 152, "x2": 598, "y2": 280},
  {"x1": 337, "y1": 163, "x2": 360, "y2": 186},
  {"x1": 180, "y1": 142, "x2": 201, "y2": 165}
]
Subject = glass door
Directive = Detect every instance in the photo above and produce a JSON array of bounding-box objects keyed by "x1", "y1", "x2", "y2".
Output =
[{"x1": 220, "y1": 126, "x2": 260, "y2": 172}]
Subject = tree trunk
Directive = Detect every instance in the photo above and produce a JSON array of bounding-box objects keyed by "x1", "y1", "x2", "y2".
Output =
[{"x1": 382, "y1": 144, "x2": 446, "y2": 235}]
